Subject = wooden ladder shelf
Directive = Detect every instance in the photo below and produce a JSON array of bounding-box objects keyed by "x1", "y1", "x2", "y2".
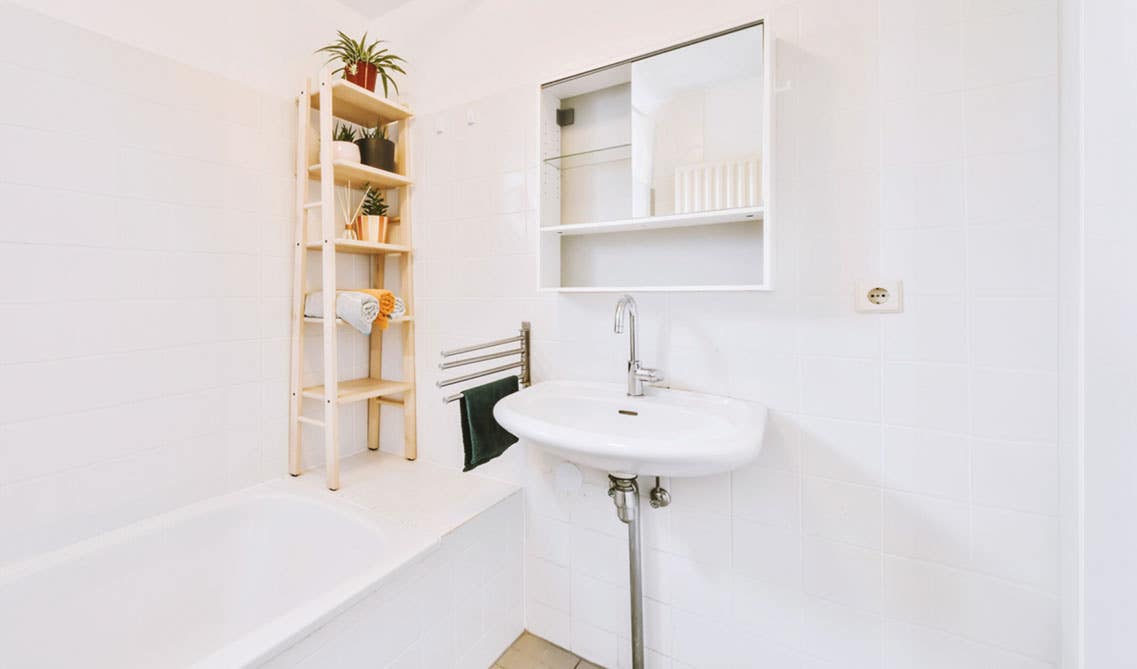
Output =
[{"x1": 289, "y1": 69, "x2": 417, "y2": 491}]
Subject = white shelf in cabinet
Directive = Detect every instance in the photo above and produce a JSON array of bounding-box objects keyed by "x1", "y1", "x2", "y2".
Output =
[
  {"x1": 540, "y1": 206, "x2": 763, "y2": 236},
  {"x1": 549, "y1": 284, "x2": 771, "y2": 293}
]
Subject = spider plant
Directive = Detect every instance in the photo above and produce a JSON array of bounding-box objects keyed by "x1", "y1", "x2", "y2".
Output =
[
  {"x1": 358, "y1": 122, "x2": 386, "y2": 141},
  {"x1": 315, "y1": 31, "x2": 406, "y2": 97}
]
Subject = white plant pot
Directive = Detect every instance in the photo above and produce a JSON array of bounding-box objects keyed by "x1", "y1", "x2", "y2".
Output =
[{"x1": 332, "y1": 141, "x2": 361, "y2": 163}]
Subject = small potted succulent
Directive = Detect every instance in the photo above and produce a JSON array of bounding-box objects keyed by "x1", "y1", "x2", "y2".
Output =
[
  {"x1": 332, "y1": 123, "x2": 361, "y2": 163},
  {"x1": 315, "y1": 31, "x2": 406, "y2": 96},
  {"x1": 356, "y1": 117, "x2": 397, "y2": 172},
  {"x1": 357, "y1": 185, "x2": 389, "y2": 243}
]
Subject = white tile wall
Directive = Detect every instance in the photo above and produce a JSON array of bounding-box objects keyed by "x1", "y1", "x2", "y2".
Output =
[
  {"x1": 381, "y1": 0, "x2": 1064, "y2": 665},
  {"x1": 0, "y1": 6, "x2": 309, "y2": 561}
]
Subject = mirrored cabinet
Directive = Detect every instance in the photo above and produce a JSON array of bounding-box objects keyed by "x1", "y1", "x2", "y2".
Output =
[{"x1": 538, "y1": 20, "x2": 773, "y2": 292}]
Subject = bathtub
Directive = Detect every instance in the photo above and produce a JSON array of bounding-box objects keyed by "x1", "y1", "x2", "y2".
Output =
[{"x1": 0, "y1": 489, "x2": 438, "y2": 668}]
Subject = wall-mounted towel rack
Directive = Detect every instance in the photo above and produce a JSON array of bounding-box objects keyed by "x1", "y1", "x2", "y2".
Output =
[{"x1": 438, "y1": 322, "x2": 530, "y2": 403}]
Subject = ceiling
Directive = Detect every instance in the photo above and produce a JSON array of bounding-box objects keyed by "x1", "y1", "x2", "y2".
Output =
[{"x1": 332, "y1": 0, "x2": 416, "y2": 18}]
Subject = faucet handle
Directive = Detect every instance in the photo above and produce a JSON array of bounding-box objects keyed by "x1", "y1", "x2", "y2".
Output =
[{"x1": 635, "y1": 366, "x2": 664, "y2": 383}]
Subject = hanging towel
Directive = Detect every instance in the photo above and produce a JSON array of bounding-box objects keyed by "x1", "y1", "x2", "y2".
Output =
[
  {"x1": 304, "y1": 291, "x2": 379, "y2": 335},
  {"x1": 459, "y1": 375, "x2": 519, "y2": 471}
]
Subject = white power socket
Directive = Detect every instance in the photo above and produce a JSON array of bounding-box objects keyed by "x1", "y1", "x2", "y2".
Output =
[{"x1": 855, "y1": 279, "x2": 903, "y2": 313}]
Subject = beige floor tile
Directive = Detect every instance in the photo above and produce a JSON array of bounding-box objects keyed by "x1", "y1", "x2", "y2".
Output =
[{"x1": 493, "y1": 631, "x2": 593, "y2": 669}]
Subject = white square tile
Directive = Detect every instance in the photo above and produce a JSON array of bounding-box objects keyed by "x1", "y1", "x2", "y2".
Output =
[
  {"x1": 731, "y1": 464, "x2": 801, "y2": 528},
  {"x1": 803, "y1": 477, "x2": 883, "y2": 549},
  {"x1": 971, "y1": 507, "x2": 1059, "y2": 592},
  {"x1": 882, "y1": 426, "x2": 970, "y2": 500},
  {"x1": 800, "y1": 416, "x2": 883, "y2": 487},
  {"x1": 801, "y1": 358, "x2": 882, "y2": 422},
  {"x1": 883, "y1": 490, "x2": 970, "y2": 566},
  {"x1": 881, "y1": 161, "x2": 965, "y2": 230},
  {"x1": 882, "y1": 93, "x2": 964, "y2": 165},
  {"x1": 964, "y1": 151, "x2": 1057, "y2": 223},
  {"x1": 969, "y1": 223, "x2": 1059, "y2": 297},
  {"x1": 971, "y1": 368, "x2": 1058, "y2": 442},
  {"x1": 732, "y1": 518, "x2": 803, "y2": 584},
  {"x1": 883, "y1": 362, "x2": 969, "y2": 432},
  {"x1": 962, "y1": 9, "x2": 1058, "y2": 88},
  {"x1": 882, "y1": 296, "x2": 968, "y2": 364},
  {"x1": 971, "y1": 438, "x2": 1058, "y2": 515},
  {"x1": 970, "y1": 297, "x2": 1058, "y2": 370},
  {"x1": 803, "y1": 536, "x2": 883, "y2": 612},
  {"x1": 963, "y1": 77, "x2": 1058, "y2": 155}
]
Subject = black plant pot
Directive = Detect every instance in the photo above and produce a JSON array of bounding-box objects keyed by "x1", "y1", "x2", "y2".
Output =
[{"x1": 356, "y1": 137, "x2": 396, "y2": 172}]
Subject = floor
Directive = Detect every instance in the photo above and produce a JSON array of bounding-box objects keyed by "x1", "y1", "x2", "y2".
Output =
[{"x1": 493, "y1": 632, "x2": 603, "y2": 669}]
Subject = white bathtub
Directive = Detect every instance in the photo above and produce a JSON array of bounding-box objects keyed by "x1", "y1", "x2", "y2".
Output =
[{"x1": 0, "y1": 489, "x2": 437, "y2": 668}]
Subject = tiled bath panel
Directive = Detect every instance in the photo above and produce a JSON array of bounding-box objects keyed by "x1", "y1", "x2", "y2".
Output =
[{"x1": 263, "y1": 493, "x2": 524, "y2": 669}]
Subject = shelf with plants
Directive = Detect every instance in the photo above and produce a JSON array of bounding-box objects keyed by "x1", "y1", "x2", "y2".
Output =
[
  {"x1": 290, "y1": 31, "x2": 417, "y2": 491},
  {"x1": 308, "y1": 79, "x2": 412, "y2": 126}
]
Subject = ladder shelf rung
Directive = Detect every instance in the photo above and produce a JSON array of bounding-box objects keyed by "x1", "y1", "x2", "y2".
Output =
[
  {"x1": 301, "y1": 377, "x2": 413, "y2": 404},
  {"x1": 297, "y1": 416, "x2": 325, "y2": 427},
  {"x1": 305, "y1": 239, "x2": 412, "y2": 255}
]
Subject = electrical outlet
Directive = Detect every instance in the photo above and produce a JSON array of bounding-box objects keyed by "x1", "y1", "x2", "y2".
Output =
[{"x1": 855, "y1": 279, "x2": 903, "y2": 313}]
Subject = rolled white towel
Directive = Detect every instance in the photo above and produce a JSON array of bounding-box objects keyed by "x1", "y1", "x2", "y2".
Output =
[
  {"x1": 304, "y1": 291, "x2": 379, "y2": 335},
  {"x1": 391, "y1": 296, "x2": 406, "y2": 318}
]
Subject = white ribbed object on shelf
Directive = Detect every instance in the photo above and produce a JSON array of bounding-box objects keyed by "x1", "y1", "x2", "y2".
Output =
[{"x1": 674, "y1": 157, "x2": 762, "y2": 213}]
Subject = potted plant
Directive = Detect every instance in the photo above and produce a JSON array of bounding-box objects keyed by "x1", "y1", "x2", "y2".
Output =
[
  {"x1": 332, "y1": 123, "x2": 361, "y2": 163},
  {"x1": 356, "y1": 117, "x2": 397, "y2": 172},
  {"x1": 315, "y1": 31, "x2": 406, "y2": 96},
  {"x1": 357, "y1": 185, "x2": 389, "y2": 243}
]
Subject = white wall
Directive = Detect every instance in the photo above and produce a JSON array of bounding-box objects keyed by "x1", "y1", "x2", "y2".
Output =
[
  {"x1": 0, "y1": 4, "x2": 328, "y2": 561},
  {"x1": 1078, "y1": 0, "x2": 1137, "y2": 665},
  {"x1": 8, "y1": 0, "x2": 369, "y2": 97},
  {"x1": 378, "y1": 0, "x2": 1065, "y2": 666}
]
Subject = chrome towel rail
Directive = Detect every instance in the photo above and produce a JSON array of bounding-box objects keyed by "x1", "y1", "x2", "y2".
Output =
[{"x1": 438, "y1": 322, "x2": 530, "y2": 403}]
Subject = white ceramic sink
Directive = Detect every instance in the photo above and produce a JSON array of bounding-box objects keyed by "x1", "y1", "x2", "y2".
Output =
[{"x1": 493, "y1": 380, "x2": 767, "y2": 477}]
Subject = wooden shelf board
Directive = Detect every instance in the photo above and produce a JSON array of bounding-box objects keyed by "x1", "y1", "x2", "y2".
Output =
[
  {"x1": 303, "y1": 316, "x2": 414, "y2": 325},
  {"x1": 308, "y1": 160, "x2": 412, "y2": 188},
  {"x1": 541, "y1": 206, "x2": 763, "y2": 237},
  {"x1": 309, "y1": 79, "x2": 413, "y2": 126},
  {"x1": 306, "y1": 239, "x2": 412, "y2": 255},
  {"x1": 302, "y1": 377, "x2": 413, "y2": 403}
]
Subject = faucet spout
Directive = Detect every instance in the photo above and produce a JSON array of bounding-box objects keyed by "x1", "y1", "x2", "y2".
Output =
[{"x1": 613, "y1": 296, "x2": 661, "y2": 396}]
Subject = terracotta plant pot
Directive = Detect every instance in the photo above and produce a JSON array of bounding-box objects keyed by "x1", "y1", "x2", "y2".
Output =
[
  {"x1": 332, "y1": 141, "x2": 361, "y2": 163},
  {"x1": 344, "y1": 61, "x2": 378, "y2": 91},
  {"x1": 356, "y1": 136, "x2": 397, "y2": 172},
  {"x1": 358, "y1": 215, "x2": 390, "y2": 243}
]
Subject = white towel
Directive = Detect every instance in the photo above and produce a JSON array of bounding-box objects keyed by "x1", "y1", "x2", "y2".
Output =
[
  {"x1": 304, "y1": 291, "x2": 379, "y2": 335},
  {"x1": 391, "y1": 296, "x2": 406, "y2": 318}
]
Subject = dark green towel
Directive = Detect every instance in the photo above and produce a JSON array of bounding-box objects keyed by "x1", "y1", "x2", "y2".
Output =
[{"x1": 459, "y1": 375, "x2": 519, "y2": 471}]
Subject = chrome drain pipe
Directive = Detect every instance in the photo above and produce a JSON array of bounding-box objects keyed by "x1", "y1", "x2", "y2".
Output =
[{"x1": 609, "y1": 475, "x2": 644, "y2": 669}]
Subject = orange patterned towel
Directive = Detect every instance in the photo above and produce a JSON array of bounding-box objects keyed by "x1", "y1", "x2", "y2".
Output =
[{"x1": 341, "y1": 289, "x2": 396, "y2": 330}]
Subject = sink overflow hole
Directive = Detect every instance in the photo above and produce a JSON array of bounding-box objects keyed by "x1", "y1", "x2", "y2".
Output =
[{"x1": 618, "y1": 409, "x2": 639, "y2": 416}]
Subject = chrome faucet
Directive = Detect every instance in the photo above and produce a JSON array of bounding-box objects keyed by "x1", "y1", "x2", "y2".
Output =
[{"x1": 614, "y1": 295, "x2": 663, "y2": 396}]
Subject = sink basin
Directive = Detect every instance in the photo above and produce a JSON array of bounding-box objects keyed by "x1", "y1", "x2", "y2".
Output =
[{"x1": 493, "y1": 380, "x2": 767, "y2": 477}]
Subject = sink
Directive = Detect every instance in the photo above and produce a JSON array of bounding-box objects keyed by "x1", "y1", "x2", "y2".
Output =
[{"x1": 493, "y1": 380, "x2": 767, "y2": 477}]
